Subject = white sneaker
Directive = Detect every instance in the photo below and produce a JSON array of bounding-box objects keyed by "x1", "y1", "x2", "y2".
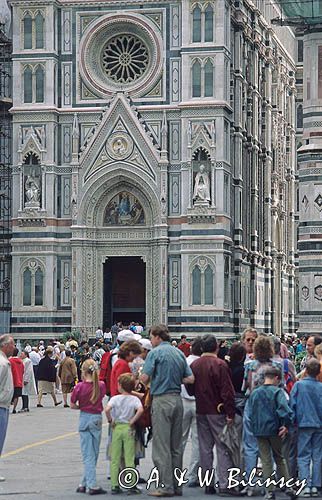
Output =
[
  {"x1": 302, "y1": 487, "x2": 311, "y2": 497},
  {"x1": 0, "y1": 476, "x2": 5, "y2": 482},
  {"x1": 311, "y1": 487, "x2": 318, "y2": 497}
]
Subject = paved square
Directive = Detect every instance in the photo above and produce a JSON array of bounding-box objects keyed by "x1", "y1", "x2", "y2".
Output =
[{"x1": 0, "y1": 396, "x2": 265, "y2": 499}]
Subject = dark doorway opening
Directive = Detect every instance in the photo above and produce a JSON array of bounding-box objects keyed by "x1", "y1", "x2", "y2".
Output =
[{"x1": 103, "y1": 257, "x2": 146, "y2": 329}]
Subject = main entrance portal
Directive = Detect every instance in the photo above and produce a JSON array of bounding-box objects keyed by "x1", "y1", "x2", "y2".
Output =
[{"x1": 103, "y1": 257, "x2": 146, "y2": 328}]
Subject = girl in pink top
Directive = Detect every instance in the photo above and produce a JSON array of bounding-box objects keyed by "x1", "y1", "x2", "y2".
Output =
[{"x1": 71, "y1": 359, "x2": 106, "y2": 495}]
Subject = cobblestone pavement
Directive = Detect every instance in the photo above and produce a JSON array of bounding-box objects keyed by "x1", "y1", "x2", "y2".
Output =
[{"x1": 0, "y1": 396, "x2": 277, "y2": 499}]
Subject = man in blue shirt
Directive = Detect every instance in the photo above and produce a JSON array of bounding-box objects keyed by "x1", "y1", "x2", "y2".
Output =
[{"x1": 141, "y1": 325, "x2": 194, "y2": 497}]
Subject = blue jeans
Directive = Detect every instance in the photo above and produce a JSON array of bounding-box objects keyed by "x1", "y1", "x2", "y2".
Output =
[
  {"x1": 282, "y1": 424, "x2": 298, "y2": 479},
  {"x1": 79, "y1": 411, "x2": 102, "y2": 489},
  {"x1": 242, "y1": 399, "x2": 259, "y2": 478},
  {"x1": 297, "y1": 428, "x2": 322, "y2": 488},
  {"x1": 0, "y1": 407, "x2": 9, "y2": 455}
]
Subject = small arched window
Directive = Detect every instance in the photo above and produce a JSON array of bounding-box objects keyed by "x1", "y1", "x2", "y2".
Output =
[
  {"x1": 35, "y1": 12, "x2": 44, "y2": 49},
  {"x1": 204, "y1": 60, "x2": 214, "y2": 97},
  {"x1": 35, "y1": 66, "x2": 44, "y2": 103},
  {"x1": 192, "y1": 6, "x2": 201, "y2": 43},
  {"x1": 23, "y1": 269, "x2": 32, "y2": 306},
  {"x1": 22, "y1": 264, "x2": 44, "y2": 306},
  {"x1": 23, "y1": 14, "x2": 33, "y2": 49},
  {"x1": 23, "y1": 65, "x2": 45, "y2": 103},
  {"x1": 191, "y1": 260, "x2": 215, "y2": 306},
  {"x1": 192, "y1": 266, "x2": 202, "y2": 305},
  {"x1": 204, "y1": 265, "x2": 214, "y2": 305},
  {"x1": 54, "y1": 64, "x2": 57, "y2": 105},
  {"x1": 297, "y1": 104, "x2": 303, "y2": 129},
  {"x1": 204, "y1": 5, "x2": 214, "y2": 42},
  {"x1": 192, "y1": 61, "x2": 201, "y2": 98},
  {"x1": 224, "y1": 256, "x2": 230, "y2": 306},
  {"x1": 35, "y1": 268, "x2": 44, "y2": 305},
  {"x1": 23, "y1": 67, "x2": 33, "y2": 103},
  {"x1": 22, "y1": 11, "x2": 45, "y2": 50}
]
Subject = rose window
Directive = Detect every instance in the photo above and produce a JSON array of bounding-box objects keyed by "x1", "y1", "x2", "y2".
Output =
[
  {"x1": 79, "y1": 14, "x2": 163, "y2": 97},
  {"x1": 101, "y1": 35, "x2": 149, "y2": 84}
]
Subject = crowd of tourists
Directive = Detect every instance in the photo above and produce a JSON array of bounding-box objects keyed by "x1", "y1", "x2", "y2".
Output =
[{"x1": 0, "y1": 326, "x2": 322, "y2": 498}]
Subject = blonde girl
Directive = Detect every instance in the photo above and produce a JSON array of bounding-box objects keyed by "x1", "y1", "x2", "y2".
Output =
[{"x1": 71, "y1": 359, "x2": 106, "y2": 495}]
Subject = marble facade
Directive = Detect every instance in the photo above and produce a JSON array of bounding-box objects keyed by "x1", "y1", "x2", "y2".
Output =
[{"x1": 8, "y1": 0, "x2": 298, "y2": 338}]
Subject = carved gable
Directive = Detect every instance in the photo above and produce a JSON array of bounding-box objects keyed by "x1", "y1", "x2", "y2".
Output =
[
  {"x1": 188, "y1": 121, "x2": 216, "y2": 160},
  {"x1": 18, "y1": 126, "x2": 46, "y2": 162},
  {"x1": 80, "y1": 93, "x2": 161, "y2": 184}
]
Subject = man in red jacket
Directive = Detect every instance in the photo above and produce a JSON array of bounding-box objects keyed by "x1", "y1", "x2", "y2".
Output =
[
  {"x1": 9, "y1": 348, "x2": 24, "y2": 414},
  {"x1": 178, "y1": 335, "x2": 191, "y2": 357}
]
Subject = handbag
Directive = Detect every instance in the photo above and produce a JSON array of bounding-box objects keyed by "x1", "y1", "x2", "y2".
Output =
[{"x1": 137, "y1": 386, "x2": 152, "y2": 429}]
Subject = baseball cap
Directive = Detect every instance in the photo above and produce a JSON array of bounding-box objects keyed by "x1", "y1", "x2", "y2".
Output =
[
  {"x1": 139, "y1": 338, "x2": 152, "y2": 351},
  {"x1": 117, "y1": 329, "x2": 142, "y2": 342}
]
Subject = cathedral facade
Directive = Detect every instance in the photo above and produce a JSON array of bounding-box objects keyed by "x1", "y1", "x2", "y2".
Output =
[{"x1": 9, "y1": 0, "x2": 297, "y2": 339}]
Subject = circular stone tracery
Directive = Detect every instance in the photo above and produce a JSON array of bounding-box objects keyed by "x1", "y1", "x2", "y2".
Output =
[
  {"x1": 79, "y1": 13, "x2": 163, "y2": 98},
  {"x1": 102, "y1": 35, "x2": 149, "y2": 84}
]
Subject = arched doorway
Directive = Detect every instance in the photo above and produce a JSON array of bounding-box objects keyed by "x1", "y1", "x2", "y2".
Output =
[
  {"x1": 103, "y1": 256, "x2": 146, "y2": 327},
  {"x1": 71, "y1": 170, "x2": 168, "y2": 336}
]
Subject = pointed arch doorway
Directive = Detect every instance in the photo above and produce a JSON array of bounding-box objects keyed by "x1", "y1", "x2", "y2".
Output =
[{"x1": 103, "y1": 256, "x2": 146, "y2": 328}]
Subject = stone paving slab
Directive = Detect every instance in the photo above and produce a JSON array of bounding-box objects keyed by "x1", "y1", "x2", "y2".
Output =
[{"x1": 0, "y1": 396, "x2": 265, "y2": 500}]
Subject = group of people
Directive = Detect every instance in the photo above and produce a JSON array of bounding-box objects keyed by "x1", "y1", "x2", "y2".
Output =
[
  {"x1": 95, "y1": 322, "x2": 144, "y2": 345},
  {"x1": 0, "y1": 327, "x2": 322, "y2": 497}
]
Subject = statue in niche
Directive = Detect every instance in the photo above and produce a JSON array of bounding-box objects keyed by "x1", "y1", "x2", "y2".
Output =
[
  {"x1": 25, "y1": 171, "x2": 40, "y2": 205},
  {"x1": 193, "y1": 164, "x2": 211, "y2": 204}
]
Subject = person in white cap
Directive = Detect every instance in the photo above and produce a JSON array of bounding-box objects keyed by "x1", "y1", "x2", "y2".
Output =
[
  {"x1": 108, "y1": 328, "x2": 142, "y2": 369},
  {"x1": 139, "y1": 339, "x2": 152, "y2": 357},
  {"x1": 118, "y1": 323, "x2": 142, "y2": 342},
  {"x1": 130, "y1": 338, "x2": 152, "y2": 377}
]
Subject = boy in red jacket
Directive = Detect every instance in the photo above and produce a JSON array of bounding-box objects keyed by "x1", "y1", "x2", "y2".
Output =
[{"x1": 9, "y1": 348, "x2": 24, "y2": 414}]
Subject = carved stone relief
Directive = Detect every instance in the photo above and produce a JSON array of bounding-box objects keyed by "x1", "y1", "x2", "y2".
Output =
[
  {"x1": 301, "y1": 286, "x2": 309, "y2": 301},
  {"x1": 314, "y1": 193, "x2": 322, "y2": 212},
  {"x1": 315, "y1": 285, "x2": 322, "y2": 301},
  {"x1": 302, "y1": 195, "x2": 309, "y2": 211},
  {"x1": 106, "y1": 132, "x2": 134, "y2": 161}
]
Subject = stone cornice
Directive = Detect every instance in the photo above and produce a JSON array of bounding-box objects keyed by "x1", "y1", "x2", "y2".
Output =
[
  {"x1": 179, "y1": 101, "x2": 233, "y2": 113},
  {"x1": 9, "y1": 1, "x2": 59, "y2": 6},
  {"x1": 10, "y1": 107, "x2": 60, "y2": 115},
  {"x1": 56, "y1": 0, "x2": 171, "y2": 4}
]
